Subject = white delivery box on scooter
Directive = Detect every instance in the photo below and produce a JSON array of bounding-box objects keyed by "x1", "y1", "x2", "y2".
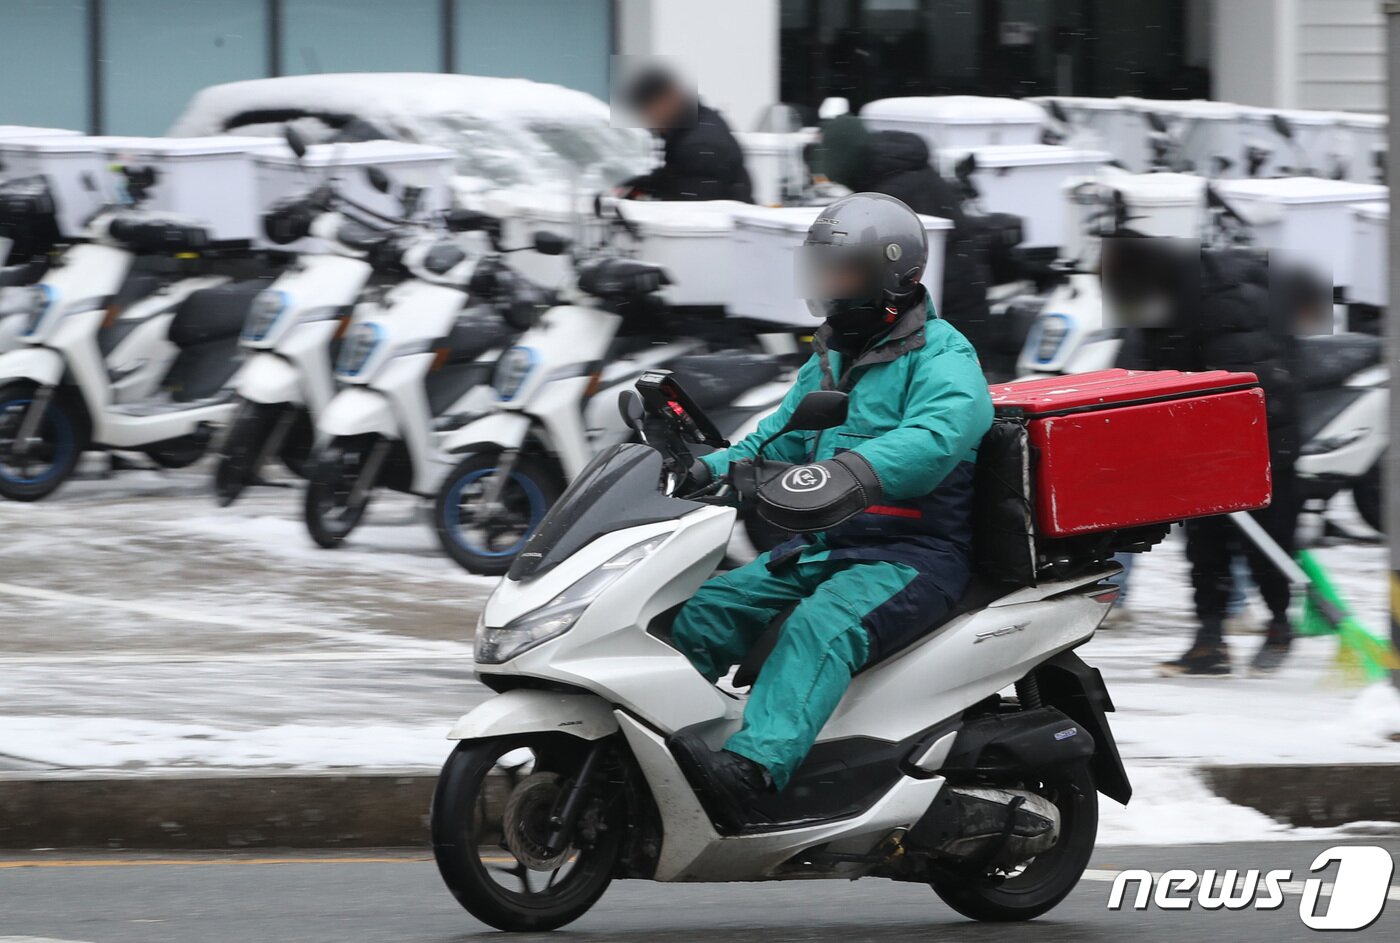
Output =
[
  {"x1": 1120, "y1": 98, "x2": 1248, "y2": 174},
  {"x1": 1239, "y1": 108, "x2": 1346, "y2": 179},
  {"x1": 254, "y1": 140, "x2": 456, "y2": 252},
  {"x1": 1030, "y1": 96, "x2": 1151, "y2": 171},
  {"x1": 940, "y1": 144, "x2": 1111, "y2": 250},
  {"x1": 728, "y1": 204, "x2": 951, "y2": 327},
  {"x1": 1350, "y1": 201, "x2": 1388, "y2": 309},
  {"x1": 861, "y1": 96, "x2": 1045, "y2": 151},
  {"x1": 1336, "y1": 111, "x2": 1386, "y2": 184},
  {"x1": 0, "y1": 135, "x2": 156, "y2": 237},
  {"x1": 103, "y1": 136, "x2": 287, "y2": 244},
  {"x1": 1060, "y1": 171, "x2": 1207, "y2": 263},
  {"x1": 1215, "y1": 176, "x2": 1388, "y2": 297},
  {"x1": 736, "y1": 130, "x2": 816, "y2": 207}
]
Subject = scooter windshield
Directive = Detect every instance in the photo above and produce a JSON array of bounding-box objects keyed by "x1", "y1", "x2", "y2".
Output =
[{"x1": 507, "y1": 443, "x2": 701, "y2": 581}]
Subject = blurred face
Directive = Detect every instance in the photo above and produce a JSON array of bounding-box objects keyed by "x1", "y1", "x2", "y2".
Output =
[
  {"x1": 798, "y1": 244, "x2": 882, "y2": 320},
  {"x1": 640, "y1": 87, "x2": 686, "y2": 129}
]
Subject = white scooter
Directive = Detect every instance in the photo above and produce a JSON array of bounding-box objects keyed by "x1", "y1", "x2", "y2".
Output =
[
  {"x1": 431, "y1": 246, "x2": 794, "y2": 575},
  {"x1": 301, "y1": 223, "x2": 548, "y2": 547},
  {"x1": 429, "y1": 376, "x2": 1131, "y2": 931},
  {"x1": 0, "y1": 175, "x2": 276, "y2": 501}
]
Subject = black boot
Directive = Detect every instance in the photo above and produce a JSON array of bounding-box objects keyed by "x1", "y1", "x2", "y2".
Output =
[
  {"x1": 1157, "y1": 641, "x2": 1231, "y2": 677},
  {"x1": 1249, "y1": 618, "x2": 1293, "y2": 676},
  {"x1": 668, "y1": 730, "x2": 770, "y2": 832}
]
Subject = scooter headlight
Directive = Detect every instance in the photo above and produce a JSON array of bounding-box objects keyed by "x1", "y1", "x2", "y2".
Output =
[
  {"x1": 337, "y1": 322, "x2": 382, "y2": 377},
  {"x1": 243, "y1": 289, "x2": 289, "y2": 342},
  {"x1": 1033, "y1": 313, "x2": 1071, "y2": 364},
  {"x1": 16, "y1": 284, "x2": 55, "y2": 337},
  {"x1": 493, "y1": 346, "x2": 537, "y2": 401},
  {"x1": 475, "y1": 534, "x2": 667, "y2": 664}
]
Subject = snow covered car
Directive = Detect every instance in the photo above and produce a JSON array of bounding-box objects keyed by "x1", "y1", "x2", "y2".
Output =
[{"x1": 167, "y1": 72, "x2": 654, "y2": 205}]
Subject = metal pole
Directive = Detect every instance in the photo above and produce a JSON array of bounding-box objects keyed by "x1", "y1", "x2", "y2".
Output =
[{"x1": 1384, "y1": 1, "x2": 1400, "y2": 688}]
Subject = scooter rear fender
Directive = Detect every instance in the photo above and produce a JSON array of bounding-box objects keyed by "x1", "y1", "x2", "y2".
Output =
[{"x1": 447, "y1": 689, "x2": 619, "y2": 742}]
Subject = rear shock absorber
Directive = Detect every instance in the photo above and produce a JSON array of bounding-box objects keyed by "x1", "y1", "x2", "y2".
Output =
[{"x1": 1015, "y1": 672, "x2": 1042, "y2": 710}]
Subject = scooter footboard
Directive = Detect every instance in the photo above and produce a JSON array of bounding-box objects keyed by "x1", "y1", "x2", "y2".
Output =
[{"x1": 446, "y1": 689, "x2": 619, "y2": 742}]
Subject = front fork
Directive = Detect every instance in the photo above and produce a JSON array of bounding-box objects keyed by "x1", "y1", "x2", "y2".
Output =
[
  {"x1": 348, "y1": 437, "x2": 392, "y2": 508},
  {"x1": 477, "y1": 448, "x2": 521, "y2": 519},
  {"x1": 12, "y1": 385, "x2": 55, "y2": 458}
]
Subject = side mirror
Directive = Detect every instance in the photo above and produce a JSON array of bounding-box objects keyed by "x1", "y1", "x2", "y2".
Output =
[
  {"x1": 532, "y1": 230, "x2": 569, "y2": 256},
  {"x1": 1144, "y1": 111, "x2": 1169, "y2": 134},
  {"x1": 1270, "y1": 113, "x2": 1294, "y2": 140},
  {"x1": 1047, "y1": 100, "x2": 1070, "y2": 125},
  {"x1": 365, "y1": 166, "x2": 391, "y2": 194},
  {"x1": 618, "y1": 388, "x2": 645, "y2": 433},
  {"x1": 954, "y1": 153, "x2": 978, "y2": 180},
  {"x1": 284, "y1": 124, "x2": 308, "y2": 160},
  {"x1": 784, "y1": 390, "x2": 848, "y2": 433}
]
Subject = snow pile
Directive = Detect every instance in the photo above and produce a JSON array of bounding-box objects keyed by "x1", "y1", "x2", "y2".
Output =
[{"x1": 1351, "y1": 682, "x2": 1400, "y2": 742}]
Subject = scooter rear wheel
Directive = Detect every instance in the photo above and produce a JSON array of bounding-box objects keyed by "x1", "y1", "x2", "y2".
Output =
[
  {"x1": 303, "y1": 440, "x2": 374, "y2": 548},
  {"x1": 431, "y1": 736, "x2": 623, "y2": 932},
  {"x1": 929, "y1": 763, "x2": 1099, "y2": 922},
  {"x1": 0, "y1": 384, "x2": 83, "y2": 502}
]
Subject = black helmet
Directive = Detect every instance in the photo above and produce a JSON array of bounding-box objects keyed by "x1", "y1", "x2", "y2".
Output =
[{"x1": 799, "y1": 192, "x2": 927, "y2": 320}]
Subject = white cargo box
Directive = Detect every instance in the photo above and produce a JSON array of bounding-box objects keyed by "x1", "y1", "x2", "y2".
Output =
[
  {"x1": 1030, "y1": 96, "x2": 1151, "y2": 171},
  {"x1": 0, "y1": 135, "x2": 160, "y2": 237},
  {"x1": 861, "y1": 96, "x2": 1045, "y2": 151},
  {"x1": 939, "y1": 145, "x2": 1111, "y2": 249},
  {"x1": 0, "y1": 126, "x2": 80, "y2": 147},
  {"x1": 616, "y1": 199, "x2": 745, "y2": 306},
  {"x1": 1121, "y1": 98, "x2": 1248, "y2": 176},
  {"x1": 1337, "y1": 112, "x2": 1386, "y2": 184},
  {"x1": 1215, "y1": 177, "x2": 1388, "y2": 292},
  {"x1": 1350, "y1": 201, "x2": 1387, "y2": 308},
  {"x1": 729, "y1": 205, "x2": 951, "y2": 327},
  {"x1": 254, "y1": 141, "x2": 455, "y2": 252},
  {"x1": 1060, "y1": 172, "x2": 1206, "y2": 263},
  {"x1": 106, "y1": 136, "x2": 287, "y2": 244},
  {"x1": 737, "y1": 130, "x2": 815, "y2": 207},
  {"x1": 1238, "y1": 108, "x2": 1346, "y2": 180}
]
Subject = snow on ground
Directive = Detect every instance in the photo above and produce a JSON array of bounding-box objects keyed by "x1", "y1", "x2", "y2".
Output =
[{"x1": 1, "y1": 463, "x2": 1397, "y2": 846}]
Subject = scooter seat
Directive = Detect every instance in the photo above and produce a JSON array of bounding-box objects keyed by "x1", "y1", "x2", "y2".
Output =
[
  {"x1": 107, "y1": 217, "x2": 210, "y2": 253},
  {"x1": 167, "y1": 278, "x2": 271, "y2": 348},
  {"x1": 665, "y1": 352, "x2": 786, "y2": 412},
  {"x1": 1296, "y1": 333, "x2": 1382, "y2": 391},
  {"x1": 731, "y1": 576, "x2": 1011, "y2": 689},
  {"x1": 441, "y1": 307, "x2": 514, "y2": 364}
]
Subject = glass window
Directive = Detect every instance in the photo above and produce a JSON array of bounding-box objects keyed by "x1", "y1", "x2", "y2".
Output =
[
  {"x1": 103, "y1": 0, "x2": 268, "y2": 135},
  {"x1": 454, "y1": 0, "x2": 611, "y2": 100},
  {"x1": 281, "y1": 0, "x2": 440, "y2": 75},
  {"x1": 0, "y1": 0, "x2": 89, "y2": 131}
]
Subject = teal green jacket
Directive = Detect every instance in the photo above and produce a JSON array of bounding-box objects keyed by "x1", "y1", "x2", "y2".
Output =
[{"x1": 704, "y1": 297, "x2": 993, "y2": 571}]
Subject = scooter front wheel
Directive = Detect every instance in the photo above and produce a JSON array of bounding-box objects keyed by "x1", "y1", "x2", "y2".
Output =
[
  {"x1": 431, "y1": 736, "x2": 624, "y2": 932},
  {"x1": 0, "y1": 384, "x2": 84, "y2": 502},
  {"x1": 1352, "y1": 455, "x2": 1384, "y2": 534},
  {"x1": 929, "y1": 762, "x2": 1099, "y2": 922},
  {"x1": 214, "y1": 399, "x2": 282, "y2": 506},
  {"x1": 435, "y1": 452, "x2": 562, "y2": 575},
  {"x1": 303, "y1": 439, "x2": 376, "y2": 548}
]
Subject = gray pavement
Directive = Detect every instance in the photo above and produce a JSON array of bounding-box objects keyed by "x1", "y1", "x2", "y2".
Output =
[{"x1": 0, "y1": 840, "x2": 1396, "y2": 942}]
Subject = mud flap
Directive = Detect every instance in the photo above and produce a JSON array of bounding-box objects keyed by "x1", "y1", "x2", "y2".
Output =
[{"x1": 1038, "y1": 650, "x2": 1132, "y2": 805}]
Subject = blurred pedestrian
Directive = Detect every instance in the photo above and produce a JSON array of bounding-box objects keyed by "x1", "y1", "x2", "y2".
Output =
[
  {"x1": 619, "y1": 65, "x2": 753, "y2": 203},
  {"x1": 818, "y1": 117, "x2": 992, "y2": 372},
  {"x1": 1104, "y1": 239, "x2": 1302, "y2": 676}
]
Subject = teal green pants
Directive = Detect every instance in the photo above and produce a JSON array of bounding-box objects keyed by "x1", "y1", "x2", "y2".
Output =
[{"x1": 671, "y1": 553, "x2": 918, "y2": 790}]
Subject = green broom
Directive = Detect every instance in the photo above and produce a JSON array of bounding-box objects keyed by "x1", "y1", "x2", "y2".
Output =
[{"x1": 1230, "y1": 513, "x2": 1399, "y2": 683}]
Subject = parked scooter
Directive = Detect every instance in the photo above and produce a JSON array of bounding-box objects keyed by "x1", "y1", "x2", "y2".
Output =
[
  {"x1": 1295, "y1": 333, "x2": 1388, "y2": 533},
  {"x1": 429, "y1": 375, "x2": 1130, "y2": 931},
  {"x1": 0, "y1": 165, "x2": 279, "y2": 501},
  {"x1": 300, "y1": 218, "x2": 550, "y2": 547},
  {"x1": 215, "y1": 130, "x2": 441, "y2": 505},
  {"x1": 432, "y1": 201, "x2": 791, "y2": 574}
]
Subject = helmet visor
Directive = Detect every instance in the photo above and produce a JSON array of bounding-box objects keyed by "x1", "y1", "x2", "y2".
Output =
[{"x1": 796, "y1": 243, "x2": 884, "y2": 319}]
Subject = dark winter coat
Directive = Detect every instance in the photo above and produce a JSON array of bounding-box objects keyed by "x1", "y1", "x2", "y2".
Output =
[
  {"x1": 1116, "y1": 247, "x2": 1300, "y2": 462},
  {"x1": 625, "y1": 103, "x2": 754, "y2": 203}
]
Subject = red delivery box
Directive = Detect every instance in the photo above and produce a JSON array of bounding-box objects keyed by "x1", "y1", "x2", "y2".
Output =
[{"x1": 988, "y1": 369, "x2": 1273, "y2": 538}]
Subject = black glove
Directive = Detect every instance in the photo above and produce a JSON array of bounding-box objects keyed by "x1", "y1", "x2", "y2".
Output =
[
  {"x1": 680, "y1": 458, "x2": 713, "y2": 494},
  {"x1": 753, "y1": 452, "x2": 883, "y2": 534}
]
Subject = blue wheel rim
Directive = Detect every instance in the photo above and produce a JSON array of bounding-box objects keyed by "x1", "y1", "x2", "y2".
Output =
[
  {"x1": 445, "y1": 467, "x2": 547, "y2": 558},
  {"x1": 0, "y1": 397, "x2": 74, "y2": 486}
]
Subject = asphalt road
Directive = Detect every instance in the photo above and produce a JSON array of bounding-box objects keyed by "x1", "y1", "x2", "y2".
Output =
[{"x1": 1, "y1": 839, "x2": 1397, "y2": 943}]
